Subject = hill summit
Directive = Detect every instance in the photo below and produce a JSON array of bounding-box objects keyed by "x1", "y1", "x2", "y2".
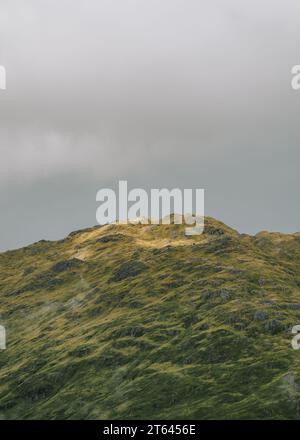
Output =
[{"x1": 1, "y1": 218, "x2": 300, "y2": 419}]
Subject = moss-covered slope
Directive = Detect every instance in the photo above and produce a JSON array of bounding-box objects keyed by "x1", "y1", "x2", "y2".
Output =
[{"x1": 1, "y1": 217, "x2": 300, "y2": 419}]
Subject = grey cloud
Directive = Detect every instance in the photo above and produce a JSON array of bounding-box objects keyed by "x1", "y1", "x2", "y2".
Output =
[{"x1": 0, "y1": 0, "x2": 300, "y2": 249}]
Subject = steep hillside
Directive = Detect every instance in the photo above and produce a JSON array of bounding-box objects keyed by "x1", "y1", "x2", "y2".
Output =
[{"x1": 1, "y1": 217, "x2": 300, "y2": 419}]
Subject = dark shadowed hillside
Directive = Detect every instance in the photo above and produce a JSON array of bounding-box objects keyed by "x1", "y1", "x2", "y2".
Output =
[{"x1": 1, "y1": 217, "x2": 300, "y2": 419}]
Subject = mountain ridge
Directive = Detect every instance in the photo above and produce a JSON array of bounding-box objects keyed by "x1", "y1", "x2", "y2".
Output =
[
  {"x1": 2, "y1": 216, "x2": 299, "y2": 256},
  {"x1": 1, "y1": 217, "x2": 300, "y2": 419}
]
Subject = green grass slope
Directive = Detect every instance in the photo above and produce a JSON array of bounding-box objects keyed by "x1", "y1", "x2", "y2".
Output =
[{"x1": 1, "y1": 217, "x2": 300, "y2": 419}]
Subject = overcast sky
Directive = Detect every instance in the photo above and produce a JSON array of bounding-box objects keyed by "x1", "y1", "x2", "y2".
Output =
[{"x1": 0, "y1": 0, "x2": 300, "y2": 251}]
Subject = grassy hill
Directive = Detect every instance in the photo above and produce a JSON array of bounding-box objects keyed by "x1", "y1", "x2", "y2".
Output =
[{"x1": 1, "y1": 217, "x2": 300, "y2": 419}]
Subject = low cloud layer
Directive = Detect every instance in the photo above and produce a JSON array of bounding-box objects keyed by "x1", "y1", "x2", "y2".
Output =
[{"x1": 0, "y1": 0, "x2": 300, "y2": 250}]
